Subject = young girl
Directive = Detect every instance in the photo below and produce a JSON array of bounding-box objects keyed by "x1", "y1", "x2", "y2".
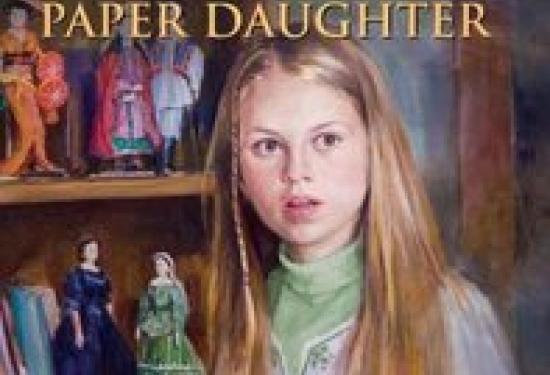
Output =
[{"x1": 205, "y1": 34, "x2": 516, "y2": 374}]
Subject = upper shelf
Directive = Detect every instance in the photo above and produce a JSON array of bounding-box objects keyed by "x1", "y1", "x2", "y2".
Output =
[{"x1": 0, "y1": 173, "x2": 216, "y2": 205}]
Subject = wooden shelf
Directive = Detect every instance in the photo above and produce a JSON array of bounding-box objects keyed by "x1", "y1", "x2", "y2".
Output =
[{"x1": 0, "y1": 173, "x2": 215, "y2": 205}]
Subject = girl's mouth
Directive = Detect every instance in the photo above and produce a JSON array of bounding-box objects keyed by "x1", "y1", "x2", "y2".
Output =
[{"x1": 283, "y1": 196, "x2": 323, "y2": 222}]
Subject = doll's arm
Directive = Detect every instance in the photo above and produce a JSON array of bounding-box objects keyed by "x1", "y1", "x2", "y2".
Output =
[
  {"x1": 106, "y1": 302, "x2": 114, "y2": 317},
  {"x1": 171, "y1": 284, "x2": 189, "y2": 344},
  {"x1": 189, "y1": 47, "x2": 205, "y2": 101},
  {"x1": 105, "y1": 276, "x2": 114, "y2": 317},
  {"x1": 136, "y1": 289, "x2": 151, "y2": 341},
  {"x1": 27, "y1": 31, "x2": 43, "y2": 60},
  {"x1": 70, "y1": 310, "x2": 84, "y2": 348},
  {"x1": 63, "y1": 270, "x2": 85, "y2": 348}
]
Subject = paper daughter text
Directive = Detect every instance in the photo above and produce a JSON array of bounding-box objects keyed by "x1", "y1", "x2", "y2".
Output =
[{"x1": 42, "y1": 1, "x2": 492, "y2": 40}]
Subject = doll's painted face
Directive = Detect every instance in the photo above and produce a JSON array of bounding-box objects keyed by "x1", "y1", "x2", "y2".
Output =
[
  {"x1": 239, "y1": 65, "x2": 368, "y2": 262},
  {"x1": 155, "y1": 258, "x2": 170, "y2": 278},
  {"x1": 9, "y1": 7, "x2": 28, "y2": 29},
  {"x1": 82, "y1": 241, "x2": 99, "y2": 263}
]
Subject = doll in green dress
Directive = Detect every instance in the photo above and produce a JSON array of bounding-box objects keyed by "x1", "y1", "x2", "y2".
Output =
[{"x1": 136, "y1": 252, "x2": 204, "y2": 374}]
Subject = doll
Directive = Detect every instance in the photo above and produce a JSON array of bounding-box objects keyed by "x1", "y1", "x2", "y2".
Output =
[
  {"x1": 136, "y1": 252, "x2": 203, "y2": 374},
  {"x1": 205, "y1": 33, "x2": 517, "y2": 374},
  {"x1": 90, "y1": 16, "x2": 161, "y2": 173},
  {"x1": 150, "y1": 35, "x2": 204, "y2": 175},
  {"x1": 53, "y1": 239, "x2": 136, "y2": 375},
  {"x1": 0, "y1": 0, "x2": 66, "y2": 176}
]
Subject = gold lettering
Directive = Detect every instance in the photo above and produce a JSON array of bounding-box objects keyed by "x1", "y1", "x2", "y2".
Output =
[
  {"x1": 462, "y1": 2, "x2": 491, "y2": 38},
  {"x1": 315, "y1": 1, "x2": 350, "y2": 39},
  {"x1": 131, "y1": 2, "x2": 152, "y2": 38},
  {"x1": 159, "y1": 2, "x2": 187, "y2": 37},
  {"x1": 433, "y1": 2, "x2": 454, "y2": 39},
  {"x1": 280, "y1": 3, "x2": 310, "y2": 39},
  {"x1": 397, "y1": 1, "x2": 428, "y2": 38},
  {"x1": 100, "y1": 2, "x2": 123, "y2": 38},
  {"x1": 243, "y1": 3, "x2": 273, "y2": 38},
  {"x1": 65, "y1": 3, "x2": 95, "y2": 38},
  {"x1": 43, "y1": 2, "x2": 65, "y2": 38},
  {"x1": 358, "y1": 2, "x2": 392, "y2": 39},
  {"x1": 207, "y1": 2, "x2": 242, "y2": 39}
]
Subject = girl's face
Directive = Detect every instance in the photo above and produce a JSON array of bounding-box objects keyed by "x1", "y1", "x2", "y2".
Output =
[
  {"x1": 9, "y1": 7, "x2": 28, "y2": 29},
  {"x1": 239, "y1": 66, "x2": 368, "y2": 261},
  {"x1": 82, "y1": 241, "x2": 99, "y2": 263},
  {"x1": 155, "y1": 258, "x2": 170, "y2": 278}
]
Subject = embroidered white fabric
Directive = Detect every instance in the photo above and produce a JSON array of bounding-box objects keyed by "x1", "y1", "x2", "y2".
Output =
[{"x1": 271, "y1": 279, "x2": 517, "y2": 375}]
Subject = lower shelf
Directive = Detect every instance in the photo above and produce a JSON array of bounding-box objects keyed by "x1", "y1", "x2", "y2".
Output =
[{"x1": 0, "y1": 173, "x2": 215, "y2": 205}]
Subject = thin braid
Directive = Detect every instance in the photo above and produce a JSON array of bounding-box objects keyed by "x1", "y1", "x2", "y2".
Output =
[
  {"x1": 231, "y1": 128, "x2": 250, "y2": 285},
  {"x1": 230, "y1": 96, "x2": 256, "y2": 373}
]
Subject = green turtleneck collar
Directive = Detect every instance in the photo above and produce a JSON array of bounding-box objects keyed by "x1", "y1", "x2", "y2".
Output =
[
  {"x1": 277, "y1": 239, "x2": 363, "y2": 296},
  {"x1": 268, "y1": 239, "x2": 363, "y2": 375}
]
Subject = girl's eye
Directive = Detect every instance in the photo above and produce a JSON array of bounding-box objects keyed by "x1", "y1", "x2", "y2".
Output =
[
  {"x1": 313, "y1": 132, "x2": 343, "y2": 151},
  {"x1": 251, "y1": 138, "x2": 282, "y2": 157}
]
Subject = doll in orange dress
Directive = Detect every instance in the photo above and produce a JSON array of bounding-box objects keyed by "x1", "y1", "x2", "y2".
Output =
[{"x1": 0, "y1": 0, "x2": 65, "y2": 176}]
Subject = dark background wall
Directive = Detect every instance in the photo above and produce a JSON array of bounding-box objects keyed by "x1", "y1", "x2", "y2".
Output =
[{"x1": 512, "y1": 0, "x2": 550, "y2": 373}]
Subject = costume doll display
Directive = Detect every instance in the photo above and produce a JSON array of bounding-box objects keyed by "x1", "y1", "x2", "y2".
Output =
[
  {"x1": 90, "y1": 16, "x2": 161, "y2": 173},
  {"x1": 53, "y1": 239, "x2": 136, "y2": 375},
  {"x1": 0, "y1": 0, "x2": 67, "y2": 176},
  {"x1": 136, "y1": 252, "x2": 203, "y2": 374},
  {"x1": 150, "y1": 37, "x2": 204, "y2": 175}
]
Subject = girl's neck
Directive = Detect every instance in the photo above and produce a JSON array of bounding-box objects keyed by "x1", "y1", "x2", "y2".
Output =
[{"x1": 287, "y1": 225, "x2": 360, "y2": 263}]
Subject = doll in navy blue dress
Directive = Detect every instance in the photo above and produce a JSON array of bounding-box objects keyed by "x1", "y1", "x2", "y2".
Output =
[{"x1": 53, "y1": 239, "x2": 136, "y2": 375}]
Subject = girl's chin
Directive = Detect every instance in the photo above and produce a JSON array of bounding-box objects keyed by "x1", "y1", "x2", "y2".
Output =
[{"x1": 277, "y1": 228, "x2": 329, "y2": 248}]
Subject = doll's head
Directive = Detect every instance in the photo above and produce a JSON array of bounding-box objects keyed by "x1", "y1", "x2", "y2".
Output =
[
  {"x1": 77, "y1": 239, "x2": 100, "y2": 264},
  {"x1": 4, "y1": 0, "x2": 37, "y2": 28},
  {"x1": 8, "y1": 6, "x2": 28, "y2": 29},
  {"x1": 153, "y1": 252, "x2": 175, "y2": 279}
]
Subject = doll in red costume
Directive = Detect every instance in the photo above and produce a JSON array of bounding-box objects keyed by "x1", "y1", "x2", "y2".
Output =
[{"x1": 90, "y1": 16, "x2": 161, "y2": 173}]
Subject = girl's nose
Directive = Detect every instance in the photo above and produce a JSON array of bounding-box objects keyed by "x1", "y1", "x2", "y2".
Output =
[{"x1": 283, "y1": 149, "x2": 312, "y2": 184}]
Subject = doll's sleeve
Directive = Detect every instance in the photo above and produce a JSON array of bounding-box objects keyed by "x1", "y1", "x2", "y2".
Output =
[
  {"x1": 441, "y1": 277, "x2": 517, "y2": 375},
  {"x1": 62, "y1": 270, "x2": 83, "y2": 313},
  {"x1": 137, "y1": 289, "x2": 149, "y2": 327},
  {"x1": 105, "y1": 274, "x2": 112, "y2": 303},
  {"x1": 190, "y1": 47, "x2": 205, "y2": 98},
  {"x1": 172, "y1": 284, "x2": 189, "y2": 332},
  {"x1": 26, "y1": 31, "x2": 42, "y2": 58}
]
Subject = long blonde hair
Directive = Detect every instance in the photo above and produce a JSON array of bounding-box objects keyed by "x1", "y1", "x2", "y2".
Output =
[{"x1": 205, "y1": 33, "x2": 451, "y2": 374}]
